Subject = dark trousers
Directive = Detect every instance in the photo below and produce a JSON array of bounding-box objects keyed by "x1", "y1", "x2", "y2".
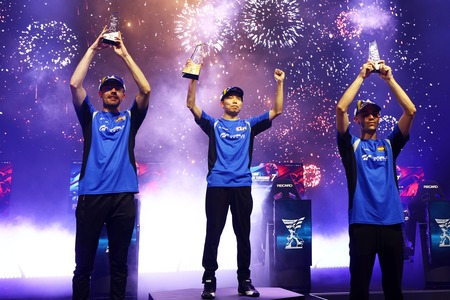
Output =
[
  {"x1": 72, "y1": 193, "x2": 136, "y2": 300},
  {"x1": 202, "y1": 186, "x2": 253, "y2": 283},
  {"x1": 349, "y1": 223, "x2": 404, "y2": 300}
]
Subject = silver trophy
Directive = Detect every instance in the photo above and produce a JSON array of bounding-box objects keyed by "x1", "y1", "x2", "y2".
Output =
[
  {"x1": 182, "y1": 43, "x2": 205, "y2": 80},
  {"x1": 102, "y1": 12, "x2": 120, "y2": 45},
  {"x1": 368, "y1": 40, "x2": 381, "y2": 73}
]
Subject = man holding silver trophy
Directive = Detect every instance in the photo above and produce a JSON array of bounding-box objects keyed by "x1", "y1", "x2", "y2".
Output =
[
  {"x1": 69, "y1": 23, "x2": 151, "y2": 300},
  {"x1": 185, "y1": 58, "x2": 285, "y2": 298},
  {"x1": 336, "y1": 58, "x2": 416, "y2": 300}
]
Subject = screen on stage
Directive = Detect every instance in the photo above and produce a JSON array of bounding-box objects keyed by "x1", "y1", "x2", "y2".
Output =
[
  {"x1": 251, "y1": 162, "x2": 305, "y2": 199},
  {"x1": 250, "y1": 162, "x2": 305, "y2": 267},
  {"x1": 397, "y1": 165, "x2": 425, "y2": 201},
  {"x1": 396, "y1": 165, "x2": 426, "y2": 259},
  {"x1": 427, "y1": 201, "x2": 450, "y2": 266}
]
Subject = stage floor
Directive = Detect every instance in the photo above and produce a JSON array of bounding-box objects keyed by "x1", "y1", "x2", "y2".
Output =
[
  {"x1": 0, "y1": 277, "x2": 449, "y2": 300},
  {"x1": 147, "y1": 288, "x2": 450, "y2": 300},
  {"x1": 1, "y1": 258, "x2": 450, "y2": 300},
  {"x1": 149, "y1": 287, "x2": 305, "y2": 300},
  {"x1": 311, "y1": 289, "x2": 450, "y2": 300}
]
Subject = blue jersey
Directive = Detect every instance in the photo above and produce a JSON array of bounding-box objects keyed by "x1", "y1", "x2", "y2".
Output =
[
  {"x1": 196, "y1": 111, "x2": 271, "y2": 187},
  {"x1": 75, "y1": 96, "x2": 147, "y2": 195},
  {"x1": 337, "y1": 125, "x2": 409, "y2": 225}
]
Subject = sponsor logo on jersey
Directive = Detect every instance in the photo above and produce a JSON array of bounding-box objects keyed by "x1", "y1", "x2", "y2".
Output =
[
  {"x1": 362, "y1": 154, "x2": 388, "y2": 162},
  {"x1": 116, "y1": 115, "x2": 127, "y2": 122},
  {"x1": 99, "y1": 125, "x2": 124, "y2": 133},
  {"x1": 220, "y1": 132, "x2": 245, "y2": 139}
]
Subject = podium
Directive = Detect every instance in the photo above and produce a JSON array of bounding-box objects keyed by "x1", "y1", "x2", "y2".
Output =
[
  {"x1": 420, "y1": 200, "x2": 450, "y2": 289},
  {"x1": 406, "y1": 180, "x2": 446, "y2": 258},
  {"x1": 270, "y1": 199, "x2": 311, "y2": 294}
]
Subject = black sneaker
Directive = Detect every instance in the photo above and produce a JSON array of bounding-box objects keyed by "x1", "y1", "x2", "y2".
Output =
[
  {"x1": 201, "y1": 278, "x2": 216, "y2": 299},
  {"x1": 238, "y1": 279, "x2": 260, "y2": 297}
]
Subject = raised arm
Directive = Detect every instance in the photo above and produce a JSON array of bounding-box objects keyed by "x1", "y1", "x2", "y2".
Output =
[
  {"x1": 269, "y1": 68, "x2": 285, "y2": 121},
  {"x1": 112, "y1": 32, "x2": 151, "y2": 112},
  {"x1": 185, "y1": 60, "x2": 203, "y2": 120},
  {"x1": 378, "y1": 62, "x2": 416, "y2": 137},
  {"x1": 69, "y1": 26, "x2": 109, "y2": 108},
  {"x1": 336, "y1": 61, "x2": 374, "y2": 135}
]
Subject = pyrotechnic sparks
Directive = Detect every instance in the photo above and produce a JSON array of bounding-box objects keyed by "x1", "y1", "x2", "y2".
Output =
[
  {"x1": 0, "y1": 1, "x2": 11, "y2": 24},
  {"x1": 304, "y1": 164, "x2": 321, "y2": 188},
  {"x1": 17, "y1": 21, "x2": 78, "y2": 71},
  {"x1": 174, "y1": 1, "x2": 235, "y2": 55},
  {"x1": 378, "y1": 115, "x2": 397, "y2": 136},
  {"x1": 336, "y1": 10, "x2": 362, "y2": 40},
  {"x1": 354, "y1": 3, "x2": 394, "y2": 31},
  {"x1": 240, "y1": 0, "x2": 305, "y2": 50}
]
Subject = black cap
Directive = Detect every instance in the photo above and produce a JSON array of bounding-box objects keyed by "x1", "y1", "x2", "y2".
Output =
[
  {"x1": 354, "y1": 100, "x2": 381, "y2": 116},
  {"x1": 220, "y1": 86, "x2": 244, "y2": 101},
  {"x1": 98, "y1": 75, "x2": 126, "y2": 92}
]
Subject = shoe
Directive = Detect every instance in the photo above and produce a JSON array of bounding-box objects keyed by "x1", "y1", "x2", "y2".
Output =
[
  {"x1": 201, "y1": 278, "x2": 216, "y2": 299},
  {"x1": 238, "y1": 279, "x2": 260, "y2": 297}
]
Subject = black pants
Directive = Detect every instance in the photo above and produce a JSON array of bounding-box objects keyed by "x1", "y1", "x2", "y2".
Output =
[
  {"x1": 72, "y1": 193, "x2": 136, "y2": 300},
  {"x1": 202, "y1": 186, "x2": 253, "y2": 283},
  {"x1": 349, "y1": 223, "x2": 404, "y2": 300}
]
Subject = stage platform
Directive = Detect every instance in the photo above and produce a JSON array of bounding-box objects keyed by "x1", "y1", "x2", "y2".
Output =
[
  {"x1": 148, "y1": 287, "x2": 305, "y2": 300},
  {"x1": 147, "y1": 288, "x2": 450, "y2": 300},
  {"x1": 310, "y1": 289, "x2": 450, "y2": 300}
]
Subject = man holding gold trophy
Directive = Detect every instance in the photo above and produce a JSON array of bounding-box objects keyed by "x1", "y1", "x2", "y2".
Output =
[
  {"x1": 69, "y1": 20, "x2": 151, "y2": 300},
  {"x1": 185, "y1": 57, "x2": 285, "y2": 298}
]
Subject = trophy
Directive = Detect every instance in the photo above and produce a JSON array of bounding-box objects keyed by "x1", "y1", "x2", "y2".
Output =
[
  {"x1": 182, "y1": 43, "x2": 205, "y2": 80},
  {"x1": 102, "y1": 12, "x2": 120, "y2": 45},
  {"x1": 368, "y1": 40, "x2": 381, "y2": 73}
]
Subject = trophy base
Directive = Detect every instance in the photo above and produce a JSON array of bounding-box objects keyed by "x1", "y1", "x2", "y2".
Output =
[
  {"x1": 101, "y1": 32, "x2": 119, "y2": 46},
  {"x1": 101, "y1": 38, "x2": 119, "y2": 46},
  {"x1": 371, "y1": 65, "x2": 381, "y2": 73},
  {"x1": 182, "y1": 72, "x2": 199, "y2": 80},
  {"x1": 182, "y1": 63, "x2": 201, "y2": 80}
]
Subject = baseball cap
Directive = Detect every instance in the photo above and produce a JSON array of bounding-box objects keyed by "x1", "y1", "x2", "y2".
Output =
[
  {"x1": 354, "y1": 100, "x2": 381, "y2": 116},
  {"x1": 98, "y1": 75, "x2": 126, "y2": 92},
  {"x1": 220, "y1": 86, "x2": 244, "y2": 101}
]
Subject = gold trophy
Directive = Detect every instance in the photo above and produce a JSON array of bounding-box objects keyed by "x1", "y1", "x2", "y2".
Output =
[
  {"x1": 102, "y1": 12, "x2": 120, "y2": 45},
  {"x1": 368, "y1": 40, "x2": 381, "y2": 73},
  {"x1": 182, "y1": 43, "x2": 205, "y2": 80}
]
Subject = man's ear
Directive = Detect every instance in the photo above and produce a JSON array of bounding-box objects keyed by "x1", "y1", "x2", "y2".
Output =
[{"x1": 98, "y1": 91, "x2": 103, "y2": 98}]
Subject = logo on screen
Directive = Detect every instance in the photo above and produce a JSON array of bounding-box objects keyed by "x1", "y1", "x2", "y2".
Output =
[
  {"x1": 282, "y1": 217, "x2": 305, "y2": 249},
  {"x1": 435, "y1": 218, "x2": 450, "y2": 247}
]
